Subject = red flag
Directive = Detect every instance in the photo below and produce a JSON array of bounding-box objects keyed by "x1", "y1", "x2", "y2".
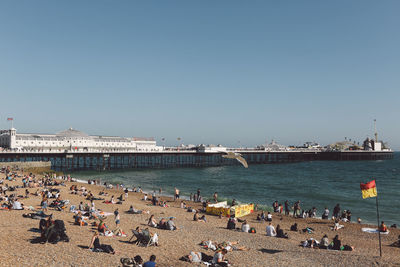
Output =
[{"x1": 7, "y1": 118, "x2": 13, "y2": 121}]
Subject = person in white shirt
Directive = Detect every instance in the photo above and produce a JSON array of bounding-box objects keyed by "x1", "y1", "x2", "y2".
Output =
[
  {"x1": 266, "y1": 222, "x2": 277, "y2": 237},
  {"x1": 241, "y1": 220, "x2": 250, "y2": 233}
]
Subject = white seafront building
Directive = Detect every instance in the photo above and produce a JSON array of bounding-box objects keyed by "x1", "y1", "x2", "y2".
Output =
[{"x1": 0, "y1": 128, "x2": 162, "y2": 152}]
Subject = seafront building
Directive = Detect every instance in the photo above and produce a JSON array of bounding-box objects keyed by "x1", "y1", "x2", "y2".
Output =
[{"x1": 0, "y1": 128, "x2": 161, "y2": 152}]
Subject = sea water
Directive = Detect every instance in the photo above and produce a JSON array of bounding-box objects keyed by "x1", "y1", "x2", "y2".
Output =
[{"x1": 72, "y1": 152, "x2": 400, "y2": 226}]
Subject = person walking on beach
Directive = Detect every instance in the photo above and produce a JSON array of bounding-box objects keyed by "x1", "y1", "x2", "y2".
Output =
[
  {"x1": 174, "y1": 187, "x2": 180, "y2": 201},
  {"x1": 197, "y1": 188, "x2": 201, "y2": 202},
  {"x1": 114, "y1": 208, "x2": 120, "y2": 227},
  {"x1": 284, "y1": 200, "x2": 290, "y2": 216},
  {"x1": 333, "y1": 204, "x2": 340, "y2": 219},
  {"x1": 213, "y1": 192, "x2": 218, "y2": 203},
  {"x1": 293, "y1": 201, "x2": 300, "y2": 218}
]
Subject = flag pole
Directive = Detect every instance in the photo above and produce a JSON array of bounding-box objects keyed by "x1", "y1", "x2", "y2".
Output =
[{"x1": 376, "y1": 194, "x2": 382, "y2": 257}]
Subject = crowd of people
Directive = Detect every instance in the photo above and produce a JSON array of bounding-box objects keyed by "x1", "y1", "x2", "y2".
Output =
[{"x1": 2, "y1": 164, "x2": 400, "y2": 267}]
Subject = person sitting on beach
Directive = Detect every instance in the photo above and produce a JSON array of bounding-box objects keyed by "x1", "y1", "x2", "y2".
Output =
[
  {"x1": 266, "y1": 222, "x2": 277, "y2": 237},
  {"x1": 256, "y1": 214, "x2": 262, "y2": 221},
  {"x1": 290, "y1": 223, "x2": 298, "y2": 232},
  {"x1": 158, "y1": 218, "x2": 167, "y2": 230},
  {"x1": 276, "y1": 224, "x2": 288, "y2": 238},
  {"x1": 98, "y1": 219, "x2": 109, "y2": 234},
  {"x1": 212, "y1": 249, "x2": 229, "y2": 267},
  {"x1": 193, "y1": 210, "x2": 206, "y2": 222},
  {"x1": 167, "y1": 217, "x2": 177, "y2": 230},
  {"x1": 379, "y1": 221, "x2": 388, "y2": 232},
  {"x1": 241, "y1": 220, "x2": 250, "y2": 233},
  {"x1": 143, "y1": 255, "x2": 157, "y2": 267},
  {"x1": 74, "y1": 211, "x2": 88, "y2": 226},
  {"x1": 227, "y1": 215, "x2": 237, "y2": 230},
  {"x1": 89, "y1": 231, "x2": 115, "y2": 254},
  {"x1": 266, "y1": 212, "x2": 272, "y2": 222},
  {"x1": 11, "y1": 199, "x2": 23, "y2": 210},
  {"x1": 332, "y1": 235, "x2": 341, "y2": 250},
  {"x1": 333, "y1": 218, "x2": 344, "y2": 231},
  {"x1": 319, "y1": 234, "x2": 329, "y2": 249},
  {"x1": 148, "y1": 215, "x2": 157, "y2": 228},
  {"x1": 127, "y1": 205, "x2": 146, "y2": 214}
]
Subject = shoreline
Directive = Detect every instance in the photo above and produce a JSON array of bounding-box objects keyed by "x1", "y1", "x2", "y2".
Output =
[{"x1": 70, "y1": 174, "x2": 387, "y2": 226}]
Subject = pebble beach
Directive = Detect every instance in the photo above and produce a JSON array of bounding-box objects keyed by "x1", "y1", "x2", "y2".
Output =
[{"x1": 1, "y1": 169, "x2": 400, "y2": 267}]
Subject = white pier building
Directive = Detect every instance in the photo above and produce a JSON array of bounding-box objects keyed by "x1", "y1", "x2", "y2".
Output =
[{"x1": 0, "y1": 128, "x2": 161, "y2": 152}]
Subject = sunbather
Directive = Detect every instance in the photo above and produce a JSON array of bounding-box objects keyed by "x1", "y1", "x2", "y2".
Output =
[
  {"x1": 147, "y1": 215, "x2": 157, "y2": 228},
  {"x1": 89, "y1": 231, "x2": 115, "y2": 254}
]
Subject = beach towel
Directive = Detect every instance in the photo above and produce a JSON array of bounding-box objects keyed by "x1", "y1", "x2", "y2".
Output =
[{"x1": 362, "y1": 228, "x2": 390, "y2": 234}]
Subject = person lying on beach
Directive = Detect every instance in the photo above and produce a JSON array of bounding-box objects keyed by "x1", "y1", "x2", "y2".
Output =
[
  {"x1": 331, "y1": 234, "x2": 355, "y2": 251},
  {"x1": 193, "y1": 210, "x2": 206, "y2": 222},
  {"x1": 113, "y1": 227, "x2": 127, "y2": 237},
  {"x1": 89, "y1": 231, "x2": 115, "y2": 254},
  {"x1": 390, "y1": 235, "x2": 400, "y2": 247},
  {"x1": 218, "y1": 241, "x2": 249, "y2": 252},
  {"x1": 301, "y1": 238, "x2": 319, "y2": 248},
  {"x1": 200, "y1": 240, "x2": 218, "y2": 250},
  {"x1": 181, "y1": 251, "x2": 207, "y2": 263}
]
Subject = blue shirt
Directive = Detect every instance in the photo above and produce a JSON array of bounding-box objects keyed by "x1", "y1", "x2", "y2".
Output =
[{"x1": 143, "y1": 261, "x2": 156, "y2": 267}]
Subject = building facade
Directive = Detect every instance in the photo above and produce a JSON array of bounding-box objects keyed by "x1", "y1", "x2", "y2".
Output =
[{"x1": 0, "y1": 128, "x2": 161, "y2": 152}]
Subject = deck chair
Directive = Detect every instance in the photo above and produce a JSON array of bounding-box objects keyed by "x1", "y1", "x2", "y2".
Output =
[
  {"x1": 129, "y1": 230, "x2": 143, "y2": 245},
  {"x1": 141, "y1": 228, "x2": 156, "y2": 247}
]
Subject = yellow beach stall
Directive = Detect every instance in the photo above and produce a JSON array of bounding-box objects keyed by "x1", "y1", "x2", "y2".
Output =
[{"x1": 206, "y1": 201, "x2": 254, "y2": 218}]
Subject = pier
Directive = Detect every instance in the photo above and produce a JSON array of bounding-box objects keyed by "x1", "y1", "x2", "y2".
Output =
[{"x1": 0, "y1": 150, "x2": 393, "y2": 171}]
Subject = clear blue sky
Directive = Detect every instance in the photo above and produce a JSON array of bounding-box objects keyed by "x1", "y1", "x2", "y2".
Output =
[{"x1": 0, "y1": 1, "x2": 399, "y2": 149}]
